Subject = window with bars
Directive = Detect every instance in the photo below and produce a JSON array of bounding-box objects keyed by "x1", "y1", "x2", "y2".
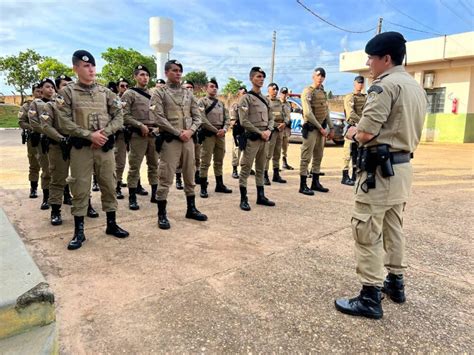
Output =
[{"x1": 425, "y1": 87, "x2": 446, "y2": 114}]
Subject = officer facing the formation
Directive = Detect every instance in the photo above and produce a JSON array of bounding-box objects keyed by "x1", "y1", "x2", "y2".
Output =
[
  {"x1": 28, "y1": 79, "x2": 55, "y2": 210},
  {"x1": 150, "y1": 59, "x2": 207, "y2": 229},
  {"x1": 238, "y1": 67, "x2": 275, "y2": 211},
  {"x1": 58, "y1": 50, "x2": 129, "y2": 250},
  {"x1": 229, "y1": 86, "x2": 247, "y2": 179},
  {"x1": 299, "y1": 67, "x2": 334, "y2": 196},
  {"x1": 341, "y1": 76, "x2": 366, "y2": 186},
  {"x1": 264, "y1": 82, "x2": 288, "y2": 185},
  {"x1": 280, "y1": 87, "x2": 294, "y2": 170},
  {"x1": 113, "y1": 77, "x2": 129, "y2": 199},
  {"x1": 122, "y1": 65, "x2": 159, "y2": 210},
  {"x1": 198, "y1": 79, "x2": 232, "y2": 198},
  {"x1": 335, "y1": 32, "x2": 427, "y2": 319},
  {"x1": 18, "y1": 83, "x2": 42, "y2": 198}
]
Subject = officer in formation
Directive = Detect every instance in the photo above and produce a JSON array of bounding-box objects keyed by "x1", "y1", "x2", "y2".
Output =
[
  {"x1": 18, "y1": 83, "x2": 42, "y2": 198},
  {"x1": 150, "y1": 60, "x2": 207, "y2": 229},
  {"x1": 198, "y1": 79, "x2": 232, "y2": 198},
  {"x1": 279, "y1": 87, "x2": 295, "y2": 170},
  {"x1": 264, "y1": 82, "x2": 288, "y2": 185},
  {"x1": 299, "y1": 67, "x2": 334, "y2": 196},
  {"x1": 229, "y1": 86, "x2": 247, "y2": 179},
  {"x1": 335, "y1": 32, "x2": 427, "y2": 319},
  {"x1": 58, "y1": 50, "x2": 129, "y2": 250},
  {"x1": 122, "y1": 65, "x2": 159, "y2": 210},
  {"x1": 114, "y1": 77, "x2": 129, "y2": 199},
  {"x1": 183, "y1": 80, "x2": 201, "y2": 184},
  {"x1": 341, "y1": 76, "x2": 366, "y2": 186},
  {"x1": 238, "y1": 67, "x2": 275, "y2": 211}
]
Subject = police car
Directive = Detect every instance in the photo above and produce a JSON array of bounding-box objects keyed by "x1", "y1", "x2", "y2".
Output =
[{"x1": 287, "y1": 96, "x2": 346, "y2": 145}]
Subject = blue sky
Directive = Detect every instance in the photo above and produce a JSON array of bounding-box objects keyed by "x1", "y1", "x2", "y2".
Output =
[{"x1": 0, "y1": 0, "x2": 472, "y2": 96}]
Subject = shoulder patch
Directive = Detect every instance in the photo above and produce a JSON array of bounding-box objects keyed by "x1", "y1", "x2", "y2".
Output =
[
  {"x1": 150, "y1": 105, "x2": 156, "y2": 111},
  {"x1": 367, "y1": 85, "x2": 383, "y2": 94},
  {"x1": 40, "y1": 113, "x2": 50, "y2": 122},
  {"x1": 17, "y1": 111, "x2": 23, "y2": 118}
]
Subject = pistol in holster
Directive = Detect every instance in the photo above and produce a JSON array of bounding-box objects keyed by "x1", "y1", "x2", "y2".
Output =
[
  {"x1": 301, "y1": 122, "x2": 315, "y2": 139},
  {"x1": 40, "y1": 135, "x2": 50, "y2": 154}
]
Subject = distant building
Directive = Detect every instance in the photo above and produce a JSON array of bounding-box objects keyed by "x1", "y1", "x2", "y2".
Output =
[{"x1": 339, "y1": 31, "x2": 474, "y2": 143}]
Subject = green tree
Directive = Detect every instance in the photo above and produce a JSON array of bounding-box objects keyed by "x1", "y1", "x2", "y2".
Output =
[
  {"x1": 38, "y1": 57, "x2": 74, "y2": 80},
  {"x1": 100, "y1": 47, "x2": 156, "y2": 87},
  {"x1": 182, "y1": 71, "x2": 208, "y2": 90},
  {"x1": 0, "y1": 49, "x2": 43, "y2": 104},
  {"x1": 327, "y1": 90, "x2": 334, "y2": 99},
  {"x1": 222, "y1": 77, "x2": 246, "y2": 96}
]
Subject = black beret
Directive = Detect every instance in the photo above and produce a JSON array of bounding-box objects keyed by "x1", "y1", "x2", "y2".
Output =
[
  {"x1": 135, "y1": 65, "x2": 150, "y2": 75},
  {"x1": 314, "y1": 67, "x2": 326, "y2": 77},
  {"x1": 32, "y1": 83, "x2": 40, "y2": 91},
  {"x1": 166, "y1": 59, "x2": 183, "y2": 71},
  {"x1": 280, "y1": 87, "x2": 289, "y2": 94},
  {"x1": 117, "y1": 77, "x2": 130, "y2": 84},
  {"x1": 55, "y1": 75, "x2": 72, "y2": 88},
  {"x1": 268, "y1": 82, "x2": 279, "y2": 91},
  {"x1": 365, "y1": 31, "x2": 406, "y2": 58},
  {"x1": 250, "y1": 66, "x2": 266, "y2": 78},
  {"x1": 157, "y1": 79, "x2": 166, "y2": 84},
  {"x1": 72, "y1": 50, "x2": 95, "y2": 66},
  {"x1": 208, "y1": 79, "x2": 218, "y2": 88},
  {"x1": 39, "y1": 78, "x2": 56, "y2": 89},
  {"x1": 238, "y1": 86, "x2": 247, "y2": 92},
  {"x1": 354, "y1": 75, "x2": 365, "y2": 83},
  {"x1": 107, "y1": 82, "x2": 118, "y2": 92},
  {"x1": 182, "y1": 80, "x2": 194, "y2": 88}
]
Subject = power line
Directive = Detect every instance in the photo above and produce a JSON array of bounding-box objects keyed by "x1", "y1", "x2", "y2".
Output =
[
  {"x1": 385, "y1": 20, "x2": 445, "y2": 36},
  {"x1": 439, "y1": 0, "x2": 473, "y2": 27},
  {"x1": 296, "y1": 0, "x2": 376, "y2": 34}
]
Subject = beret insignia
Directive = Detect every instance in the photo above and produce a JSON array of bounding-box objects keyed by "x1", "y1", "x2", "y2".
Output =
[{"x1": 82, "y1": 56, "x2": 89, "y2": 61}]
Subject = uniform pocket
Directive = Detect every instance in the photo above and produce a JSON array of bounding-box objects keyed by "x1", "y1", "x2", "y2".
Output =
[{"x1": 351, "y1": 212, "x2": 372, "y2": 245}]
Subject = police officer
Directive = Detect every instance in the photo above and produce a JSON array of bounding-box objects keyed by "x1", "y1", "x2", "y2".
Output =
[
  {"x1": 238, "y1": 67, "x2": 275, "y2": 211},
  {"x1": 28, "y1": 79, "x2": 54, "y2": 210},
  {"x1": 150, "y1": 60, "x2": 207, "y2": 229},
  {"x1": 58, "y1": 50, "x2": 129, "y2": 250},
  {"x1": 183, "y1": 80, "x2": 201, "y2": 184},
  {"x1": 335, "y1": 32, "x2": 427, "y2": 319},
  {"x1": 198, "y1": 79, "x2": 232, "y2": 198},
  {"x1": 341, "y1": 76, "x2": 366, "y2": 186},
  {"x1": 122, "y1": 65, "x2": 159, "y2": 210},
  {"x1": 264, "y1": 82, "x2": 288, "y2": 185},
  {"x1": 280, "y1": 87, "x2": 294, "y2": 170},
  {"x1": 230, "y1": 86, "x2": 247, "y2": 179},
  {"x1": 114, "y1": 77, "x2": 129, "y2": 199},
  {"x1": 18, "y1": 83, "x2": 42, "y2": 198},
  {"x1": 299, "y1": 67, "x2": 334, "y2": 196}
]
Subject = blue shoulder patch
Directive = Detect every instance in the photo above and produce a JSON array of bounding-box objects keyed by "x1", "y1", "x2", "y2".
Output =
[{"x1": 368, "y1": 85, "x2": 383, "y2": 94}]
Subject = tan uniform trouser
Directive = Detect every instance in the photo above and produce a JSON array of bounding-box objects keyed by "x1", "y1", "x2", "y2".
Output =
[
  {"x1": 265, "y1": 129, "x2": 283, "y2": 170},
  {"x1": 127, "y1": 133, "x2": 158, "y2": 188},
  {"x1": 35, "y1": 145, "x2": 51, "y2": 190},
  {"x1": 68, "y1": 146, "x2": 117, "y2": 216},
  {"x1": 114, "y1": 132, "x2": 127, "y2": 182},
  {"x1": 281, "y1": 127, "x2": 291, "y2": 159},
  {"x1": 27, "y1": 139, "x2": 40, "y2": 182},
  {"x1": 352, "y1": 201, "x2": 406, "y2": 286},
  {"x1": 299, "y1": 129, "x2": 325, "y2": 174},
  {"x1": 231, "y1": 139, "x2": 242, "y2": 167},
  {"x1": 239, "y1": 138, "x2": 267, "y2": 188},
  {"x1": 48, "y1": 144, "x2": 69, "y2": 205},
  {"x1": 176, "y1": 142, "x2": 200, "y2": 174},
  {"x1": 199, "y1": 135, "x2": 226, "y2": 178},
  {"x1": 157, "y1": 139, "x2": 195, "y2": 200},
  {"x1": 342, "y1": 139, "x2": 352, "y2": 170}
]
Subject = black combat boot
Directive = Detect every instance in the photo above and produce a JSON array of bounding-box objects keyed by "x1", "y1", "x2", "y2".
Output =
[
  {"x1": 92, "y1": 175, "x2": 99, "y2": 191},
  {"x1": 382, "y1": 273, "x2": 406, "y2": 303},
  {"x1": 175, "y1": 173, "x2": 184, "y2": 190},
  {"x1": 128, "y1": 188, "x2": 140, "y2": 210},
  {"x1": 63, "y1": 185, "x2": 72, "y2": 205},
  {"x1": 250, "y1": 169, "x2": 256, "y2": 176},
  {"x1": 311, "y1": 173, "x2": 329, "y2": 193},
  {"x1": 335, "y1": 286, "x2": 383, "y2": 319},
  {"x1": 256, "y1": 186, "x2": 275, "y2": 206},
  {"x1": 50, "y1": 204, "x2": 62, "y2": 226},
  {"x1": 150, "y1": 184, "x2": 158, "y2": 203},
  {"x1": 40, "y1": 189, "x2": 50, "y2": 210},
  {"x1": 29, "y1": 181, "x2": 38, "y2": 198},
  {"x1": 239, "y1": 186, "x2": 251, "y2": 211},
  {"x1": 121, "y1": 181, "x2": 127, "y2": 187},
  {"x1": 232, "y1": 166, "x2": 239, "y2": 179},
  {"x1": 299, "y1": 175, "x2": 314, "y2": 196},
  {"x1": 136, "y1": 179, "x2": 148, "y2": 196},
  {"x1": 68, "y1": 216, "x2": 85, "y2": 250},
  {"x1": 200, "y1": 177, "x2": 209, "y2": 198},
  {"x1": 116, "y1": 181, "x2": 124, "y2": 200},
  {"x1": 351, "y1": 167, "x2": 357, "y2": 182},
  {"x1": 282, "y1": 157, "x2": 294, "y2": 170},
  {"x1": 157, "y1": 200, "x2": 170, "y2": 229},
  {"x1": 264, "y1": 170, "x2": 271, "y2": 186},
  {"x1": 215, "y1": 175, "x2": 232, "y2": 193},
  {"x1": 272, "y1": 168, "x2": 287, "y2": 183},
  {"x1": 87, "y1": 199, "x2": 99, "y2": 218},
  {"x1": 195, "y1": 170, "x2": 200, "y2": 185},
  {"x1": 341, "y1": 170, "x2": 355, "y2": 186},
  {"x1": 185, "y1": 195, "x2": 208, "y2": 221},
  {"x1": 105, "y1": 211, "x2": 129, "y2": 238}
]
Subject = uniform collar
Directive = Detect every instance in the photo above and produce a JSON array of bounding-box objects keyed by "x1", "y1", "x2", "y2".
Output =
[
  {"x1": 76, "y1": 81, "x2": 96, "y2": 90},
  {"x1": 377, "y1": 65, "x2": 405, "y2": 79},
  {"x1": 166, "y1": 81, "x2": 181, "y2": 89}
]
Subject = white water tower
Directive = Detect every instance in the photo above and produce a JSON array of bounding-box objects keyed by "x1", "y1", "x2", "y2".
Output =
[{"x1": 149, "y1": 17, "x2": 174, "y2": 81}]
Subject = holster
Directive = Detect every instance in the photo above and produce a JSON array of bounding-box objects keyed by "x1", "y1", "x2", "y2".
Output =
[
  {"x1": 70, "y1": 137, "x2": 92, "y2": 150},
  {"x1": 301, "y1": 122, "x2": 315, "y2": 139},
  {"x1": 30, "y1": 132, "x2": 41, "y2": 147},
  {"x1": 356, "y1": 144, "x2": 395, "y2": 193},
  {"x1": 60, "y1": 137, "x2": 71, "y2": 161},
  {"x1": 40, "y1": 135, "x2": 50, "y2": 154},
  {"x1": 101, "y1": 134, "x2": 116, "y2": 152},
  {"x1": 154, "y1": 132, "x2": 179, "y2": 153},
  {"x1": 197, "y1": 128, "x2": 215, "y2": 144},
  {"x1": 21, "y1": 129, "x2": 28, "y2": 145}
]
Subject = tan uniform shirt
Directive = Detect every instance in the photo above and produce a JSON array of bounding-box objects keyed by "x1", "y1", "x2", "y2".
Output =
[
  {"x1": 268, "y1": 96, "x2": 289, "y2": 128},
  {"x1": 57, "y1": 82, "x2": 124, "y2": 139},
  {"x1": 343, "y1": 92, "x2": 367, "y2": 126},
  {"x1": 301, "y1": 85, "x2": 333, "y2": 130},
  {"x1": 28, "y1": 98, "x2": 50, "y2": 134},
  {"x1": 281, "y1": 100, "x2": 291, "y2": 123},
  {"x1": 121, "y1": 87, "x2": 155, "y2": 128},
  {"x1": 40, "y1": 98, "x2": 66, "y2": 142},
  {"x1": 149, "y1": 82, "x2": 202, "y2": 137},
  {"x1": 18, "y1": 101, "x2": 33, "y2": 130},
  {"x1": 238, "y1": 92, "x2": 275, "y2": 134},
  {"x1": 198, "y1": 96, "x2": 229, "y2": 133},
  {"x1": 229, "y1": 102, "x2": 239, "y2": 125}
]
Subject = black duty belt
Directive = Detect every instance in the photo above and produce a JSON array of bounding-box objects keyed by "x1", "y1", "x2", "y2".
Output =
[{"x1": 390, "y1": 152, "x2": 412, "y2": 165}]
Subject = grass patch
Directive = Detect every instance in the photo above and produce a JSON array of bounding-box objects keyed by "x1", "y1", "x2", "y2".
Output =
[{"x1": 0, "y1": 104, "x2": 20, "y2": 128}]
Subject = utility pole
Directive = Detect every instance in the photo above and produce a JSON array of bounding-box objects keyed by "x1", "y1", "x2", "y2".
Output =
[
  {"x1": 270, "y1": 31, "x2": 276, "y2": 83},
  {"x1": 376, "y1": 17, "x2": 383, "y2": 34}
]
